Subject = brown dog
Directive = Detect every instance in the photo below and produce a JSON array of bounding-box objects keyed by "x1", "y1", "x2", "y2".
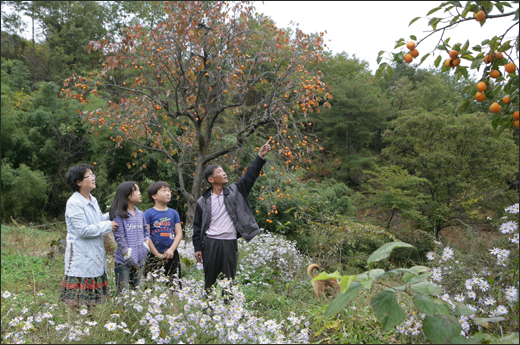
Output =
[{"x1": 307, "y1": 263, "x2": 341, "y2": 298}]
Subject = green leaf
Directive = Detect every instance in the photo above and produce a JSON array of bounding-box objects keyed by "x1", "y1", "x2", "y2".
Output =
[
  {"x1": 434, "y1": 55, "x2": 442, "y2": 68},
  {"x1": 420, "y1": 53, "x2": 431, "y2": 64},
  {"x1": 339, "y1": 275, "x2": 356, "y2": 294},
  {"x1": 461, "y1": 39, "x2": 469, "y2": 52},
  {"x1": 360, "y1": 277, "x2": 373, "y2": 290},
  {"x1": 471, "y1": 56, "x2": 484, "y2": 69},
  {"x1": 394, "y1": 41, "x2": 406, "y2": 49},
  {"x1": 450, "y1": 15, "x2": 460, "y2": 24},
  {"x1": 472, "y1": 317, "x2": 506, "y2": 325},
  {"x1": 377, "y1": 56, "x2": 383, "y2": 65},
  {"x1": 481, "y1": 1, "x2": 493, "y2": 14},
  {"x1": 454, "y1": 304, "x2": 476, "y2": 316},
  {"x1": 436, "y1": 303, "x2": 452, "y2": 317},
  {"x1": 494, "y1": 2, "x2": 504, "y2": 13},
  {"x1": 380, "y1": 268, "x2": 416, "y2": 280},
  {"x1": 452, "y1": 43, "x2": 462, "y2": 52},
  {"x1": 460, "y1": 66, "x2": 469, "y2": 79},
  {"x1": 481, "y1": 39, "x2": 490, "y2": 45},
  {"x1": 325, "y1": 282, "x2": 362, "y2": 317},
  {"x1": 407, "y1": 272, "x2": 433, "y2": 285},
  {"x1": 410, "y1": 35, "x2": 417, "y2": 41},
  {"x1": 498, "y1": 40, "x2": 512, "y2": 52},
  {"x1": 367, "y1": 242, "x2": 413, "y2": 265},
  {"x1": 427, "y1": 6, "x2": 442, "y2": 15},
  {"x1": 311, "y1": 271, "x2": 341, "y2": 282},
  {"x1": 437, "y1": 45, "x2": 447, "y2": 51},
  {"x1": 410, "y1": 281, "x2": 444, "y2": 295},
  {"x1": 387, "y1": 65, "x2": 394, "y2": 79},
  {"x1": 428, "y1": 17, "x2": 439, "y2": 27},
  {"x1": 371, "y1": 289, "x2": 407, "y2": 331},
  {"x1": 472, "y1": 45, "x2": 482, "y2": 52},
  {"x1": 356, "y1": 269, "x2": 386, "y2": 281},
  {"x1": 413, "y1": 295, "x2": 437, "y2": 316},
  {"x1": 409, "y1": 17, "x2": 421, "y2": 26},
  {"x1": 409, "y1": 266, "x2": 430, "y2": 274},
  {"x1": 423, "y1": 314, "x2": 462, "y2": 344}
]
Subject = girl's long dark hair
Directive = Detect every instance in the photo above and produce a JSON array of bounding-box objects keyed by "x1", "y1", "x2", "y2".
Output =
[{"x1": 109, "y1": 181, "x2": 138, "y2": 220}]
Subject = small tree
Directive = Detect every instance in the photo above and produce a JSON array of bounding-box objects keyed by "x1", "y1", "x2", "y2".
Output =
[
  {"x1": 63, "y1": 1, "x2": 331, "y2": 222},
  {"x1": 376, "y1": 0, "x2": 519, "y2": 133}
]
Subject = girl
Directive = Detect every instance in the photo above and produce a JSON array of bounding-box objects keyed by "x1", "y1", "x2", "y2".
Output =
[
  {"x1": 110, "y1": 181, "x2": 150, "y2": 294},
  {"x1": 60, "y1": 164, "x2": 119, "y2": 312}
]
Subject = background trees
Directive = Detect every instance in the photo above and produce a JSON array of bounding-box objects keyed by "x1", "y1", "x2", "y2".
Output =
[{"x1": 0, "y1": 1, "x2": 518, "y2": 264}]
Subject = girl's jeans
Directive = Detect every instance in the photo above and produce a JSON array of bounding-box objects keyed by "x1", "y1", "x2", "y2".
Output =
[{"x1": 114, "y1": 263, "x2": 143, "y2": 294}]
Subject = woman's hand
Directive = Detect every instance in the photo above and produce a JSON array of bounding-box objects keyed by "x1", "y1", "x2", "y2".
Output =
[{"x1": 111, "y1": 221, "x2": 119, "y2": 231}]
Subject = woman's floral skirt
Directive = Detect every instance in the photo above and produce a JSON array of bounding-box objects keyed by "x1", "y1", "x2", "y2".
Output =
[{"x1": 58, "y1": 273, "x2": 109, "y2": 306}]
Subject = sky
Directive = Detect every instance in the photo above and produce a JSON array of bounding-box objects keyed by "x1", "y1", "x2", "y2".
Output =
[
  {"x1": 3, "y1": 1, "x2": 518, "y2": 75},
  {"x1": 255, "y1": 1, "x2": 519, "y2": 73}
]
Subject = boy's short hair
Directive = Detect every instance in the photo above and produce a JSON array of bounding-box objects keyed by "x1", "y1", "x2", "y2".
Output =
[
  {"x1": 65, "y1": 164, "x2": 94, "y2": 192},
  {"x1": 148, "y1": 181, "x2": 170, "y2": 203},
  {"x1": 204, "y1": 164, "x2": 221, "y2": 184}
]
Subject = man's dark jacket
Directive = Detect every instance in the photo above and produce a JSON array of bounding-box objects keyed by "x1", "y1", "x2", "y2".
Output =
[{"x1": 192, "y1": 155, "x2": 266, "y2": 252}]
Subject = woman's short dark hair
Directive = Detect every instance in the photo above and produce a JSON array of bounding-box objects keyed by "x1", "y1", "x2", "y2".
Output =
[
  {"x1": 65, "y1": 164, "x2": 94, "y2": 192},
  {"x1": 204, "y1": 165, "x2": 221, "y2": 184},
  {"x1": 109, "y1": 181, "x2": 139, "y2": 220},
  {"x1": 148, "y1": 181, "x2": 170, "y2": 203}
]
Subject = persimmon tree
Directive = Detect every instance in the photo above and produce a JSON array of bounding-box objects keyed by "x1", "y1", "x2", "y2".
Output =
[
  {"x1": 62, "y1": 1, "x2": 331, "y2": 222},
  {"x1": 376, "y1": 0, "x2": 519, "y2": 134}
]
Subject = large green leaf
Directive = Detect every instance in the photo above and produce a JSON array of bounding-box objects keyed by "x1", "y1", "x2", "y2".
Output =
[
  {"x1": 367, "y1": 242, "x2": 414, "y2": 265},
  {"x1": 325, "y1": 282, "x2": 362, "y2": 317},
  {"x1": 311, "y1": 270, "x2": 341, "y2": 282},
  {"x1": 371, "y1": 289, "x2": 407, "y2": 331},
  {"x1": 413, "y1": 294, "x2": 437, "y2": 316},
  {"x1": 407, "y1": 272, "x2": 433, "y2": 285},
  {"x1": 472, "y1": 317, "x2": 505, "y2": 325},
  {"x1": 339, "y1": 275, "x2": 356, "y2": 294},
  {"x1": 453, "y1": 304, "x2": 474, "y2": 316},
  {"x1": 356, "y1": 269, "x2": 385, "y2": 281},
  {"x1": 423, "y1": 314, "x2": 462, "y2": 344},
  {"x1": 409, "y1": 17, "x2": 421, "y2": 26},
  {"x1": 410, "y1": 281, "x2": 444, "y2": 295}
]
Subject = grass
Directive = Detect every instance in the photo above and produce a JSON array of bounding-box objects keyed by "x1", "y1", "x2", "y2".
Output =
[{"x1": 1, "y1": 223, "x2": 400, "y2": 344}]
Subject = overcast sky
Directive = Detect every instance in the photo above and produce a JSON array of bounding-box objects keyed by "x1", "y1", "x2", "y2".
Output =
[
  {"x1": 3, "y1": 1, "x2": 518, "y2": 74},
  {"x1": 256, "y1": 1, "x2": 519, "y2": 73}
]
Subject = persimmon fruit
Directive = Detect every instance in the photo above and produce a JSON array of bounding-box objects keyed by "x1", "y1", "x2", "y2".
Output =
[
  {"x1": 475, "y1": 92, "x2": 485, "y2": 102},
  {"x1": 489, "y1": 70, "x2": 500, "y2": 78},
  {"x1": 477, "y1": 82, "x2": 487, "y2": 92},
  {"x1": 505, "y1": 63, "x2": 515, "y2": 74},
  {"x1": 404, "y1": 54, "x2": 413, "y2": 63},
  {"x1": 475, "y1": 10, "x2": 486, "y2": 22},
  {"x1": 406, "y1": 41, "x2": 416, "y2": 50},
  {"x1": 489, "y1": 102, "x2": 500, "y2": 113},
  {"x1": 449, "y1": 50, "x2": 459, "y2": 59}
]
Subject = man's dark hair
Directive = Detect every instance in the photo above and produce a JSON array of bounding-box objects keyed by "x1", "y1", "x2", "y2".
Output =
[
  {"x1": 204, "y1": 164, "x2": 221, "y2": 184},
  {"x1": 148, "y1": 181, "x2": 170, "y2": 203},
  {"x1": 65, "y1": 164, "x2": 94, "y2": 192}
]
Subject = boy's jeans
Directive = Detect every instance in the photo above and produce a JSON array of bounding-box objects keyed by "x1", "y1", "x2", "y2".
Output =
[{"x1": 114, "y1": 263, "x2": 143, "y2": 294}]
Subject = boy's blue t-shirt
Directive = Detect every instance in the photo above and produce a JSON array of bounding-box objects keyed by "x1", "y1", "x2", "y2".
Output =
[{"x1": 144, "y1": 207, "x2": 181, "y2": 253}]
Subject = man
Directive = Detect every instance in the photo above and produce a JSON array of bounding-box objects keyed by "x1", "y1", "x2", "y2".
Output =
[{"x1": 192, "y1": 139, "x2": 271, "y2": 291}]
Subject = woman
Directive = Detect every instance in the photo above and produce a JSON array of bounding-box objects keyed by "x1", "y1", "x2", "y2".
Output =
[{"x1": 59, "y1": 164, "x2": 118, "y2": 311}]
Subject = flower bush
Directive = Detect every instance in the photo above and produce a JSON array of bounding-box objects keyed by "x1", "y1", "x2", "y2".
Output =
[
  {"x1": 1, "y1": 230, "x2": 311, "y2": 344},
  {"x1": 396, "y1": 203, "x2": 519, "y2": 340}
]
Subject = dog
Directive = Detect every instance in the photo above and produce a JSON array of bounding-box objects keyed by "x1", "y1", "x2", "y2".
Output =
[{"x1": 307, "y1": 263, "x2": 341, "y2": 299}]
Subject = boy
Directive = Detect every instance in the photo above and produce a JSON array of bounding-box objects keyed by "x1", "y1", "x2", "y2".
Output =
[{"x1": 144, "y1": 181, "x2": 183, "y2": 286}]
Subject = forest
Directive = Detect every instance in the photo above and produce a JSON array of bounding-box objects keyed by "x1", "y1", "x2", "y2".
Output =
[{"x1": 1, "y1": 1, "x2": 519, "y2": 344}]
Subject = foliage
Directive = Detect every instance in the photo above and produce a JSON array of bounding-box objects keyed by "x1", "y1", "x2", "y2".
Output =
[
  {"x1": 63, "y1": 1, "x2": 331, "y2": 223},
  {"x1": 1, "y1": 162, "x2": 49, "y2": 221},
  {"x1": 313, "y1": 204, "x2": 519, "y2": 344},
  {"x1": 377, "y1": 0, "x2": 519, "y2": 133},
  {"x1": 381, "y1": 110, "x2": 519, "y2": 237},
  {"x1": 363, "y1": 164, "x2": 430, "y2": 230}
]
